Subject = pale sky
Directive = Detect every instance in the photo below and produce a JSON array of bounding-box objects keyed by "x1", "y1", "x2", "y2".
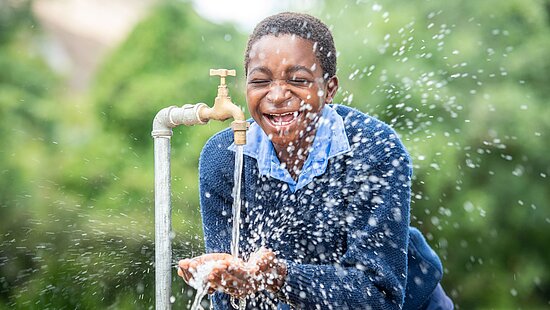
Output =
[
  {"x1": 32, "y1": 0, "x2": 318, "y2": 89},
  {"x1": 191, "y1": 0, "x2": 317, "y2": 31}
]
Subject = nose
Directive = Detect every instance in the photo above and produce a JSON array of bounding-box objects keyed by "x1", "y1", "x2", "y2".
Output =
[{"x1": 266, "y1": 81, "x2": 291, "y2": 104}]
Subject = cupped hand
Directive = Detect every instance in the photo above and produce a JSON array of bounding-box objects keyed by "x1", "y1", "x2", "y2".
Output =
[
  {"x1": 177, "y1": 253, "x2": 234, "y2": 294},
  {"x1": 246, "y1": 247, "x2": 287, "y2": 293},
  {"x1": 209, "y1": 248, "x2": 287, "y2": 298},
  {"x1": 177, "y1": 248, "x2": 287, "y2": 299}
]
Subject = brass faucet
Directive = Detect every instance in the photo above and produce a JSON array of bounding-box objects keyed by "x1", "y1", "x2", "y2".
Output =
[{"x1": 198, "y1": 69, "x2": 248, "y2": 145}]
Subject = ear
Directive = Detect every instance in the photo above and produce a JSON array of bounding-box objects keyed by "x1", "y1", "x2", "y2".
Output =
[{"x1": 324, "y1": 76, "x2": 339, "y2": 104}]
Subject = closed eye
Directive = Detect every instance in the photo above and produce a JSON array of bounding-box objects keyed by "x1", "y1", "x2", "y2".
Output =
[
  {"x1": 249, "y1": 79, "x2": 270, "y2": 85},
  {"x1": 288, "y1": 78, "x2": 309, "y2": 86}
]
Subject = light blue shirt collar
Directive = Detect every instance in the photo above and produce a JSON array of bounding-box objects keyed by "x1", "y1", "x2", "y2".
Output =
[{"x1": 229, "y1": 105, "x2": 351, "y2": 192}]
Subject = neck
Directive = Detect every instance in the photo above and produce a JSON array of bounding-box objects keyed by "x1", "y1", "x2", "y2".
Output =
[{"x1": 273, "y1": 127, "x2": 318, "y2": 181}]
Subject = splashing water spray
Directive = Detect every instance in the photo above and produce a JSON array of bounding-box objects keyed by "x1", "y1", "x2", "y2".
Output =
[{"x1": 152, "y1": 69, "x2": 248, "y2": 309}]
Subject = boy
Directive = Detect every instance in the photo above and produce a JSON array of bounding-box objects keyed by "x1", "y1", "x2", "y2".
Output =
[{"x1": 179, "y1": 12, "x2": 453, "y2": 309}]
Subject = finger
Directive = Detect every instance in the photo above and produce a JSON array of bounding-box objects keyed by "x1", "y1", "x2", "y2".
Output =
[
  {"x1": 207, "y1": 260, "x2": 250, "y2": 294},
  {"x1": 207, "y1": 268, "x2": 224, "y2": 289},
  {"x1": 187, "y1": 258, "x2": 201, "y2": 271},
  {"x1": 259, "y1": 252, "x2": 277, "y2": 272},
  {"x1": 178, "y1": 258, "x2": 191, "y2": 269},
  {"x1": 208, "y1": 261, "x2": 231, "y2": 281},
  {"x1": 214, "y1": 253, "x2": 234, "y2": 260},
  {"x1": 187, "y1": 253, "x2": 230, "y2": 270},
  {"x1": 217, "y1": 270, "x2": 254, "y2": 293},
  {"x1": 182, "y1": 268, "x2": 194, "y2": 283}
]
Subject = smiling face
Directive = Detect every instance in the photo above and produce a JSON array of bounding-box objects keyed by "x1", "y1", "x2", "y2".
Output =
[{"x1": 246, "y1": 34, "x2": 338, "y2": 159}]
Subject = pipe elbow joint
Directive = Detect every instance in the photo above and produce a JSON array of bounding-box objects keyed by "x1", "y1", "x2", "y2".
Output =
[
  {"x1": 152, "y1": 106, "x2": 174, "y2": 138},
  {"x1": 152, "y1": 103, "x2": 208, "y2": 138}
]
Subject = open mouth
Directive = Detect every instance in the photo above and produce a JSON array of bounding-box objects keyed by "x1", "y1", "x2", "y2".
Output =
[{"x1": 265, "y1": 111, "x2": 300, "y2": 127}]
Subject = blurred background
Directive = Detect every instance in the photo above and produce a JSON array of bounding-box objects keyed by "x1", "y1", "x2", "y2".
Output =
[{"x1": 1, "y1": 0, "x2": 549, "y2": 308}]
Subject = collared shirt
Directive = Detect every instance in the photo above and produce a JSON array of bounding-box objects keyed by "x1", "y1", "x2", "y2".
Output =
[{"x1": 229, "y1": 105, "x2": 351, "y2": 192}]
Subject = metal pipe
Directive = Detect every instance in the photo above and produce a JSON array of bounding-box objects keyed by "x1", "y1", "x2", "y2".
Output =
[
  {"x1": 151, "y1": 69, "x2": 246, "y2": 309},
  {"x1": 152, "y1": 105, "x2": 207, "y2": 310},
  {"x1": 154, "y1": 136, "x2": 172, "y2": 310}
]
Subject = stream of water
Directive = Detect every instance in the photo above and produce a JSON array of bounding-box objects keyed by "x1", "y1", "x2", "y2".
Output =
[
  {"x1": 230, "y1": 145, "x2": 246, "y2": 310},
  {"x1": 190, "y1": 145, "x2": 245, "y2": 310},
  {"x1": 231, "y1": 145, "x2": 244, "y2": 259}
]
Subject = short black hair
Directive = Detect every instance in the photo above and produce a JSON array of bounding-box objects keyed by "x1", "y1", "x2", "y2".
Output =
[{"x1": 244, "y1": 12, "x2": 337, "y2": 81}]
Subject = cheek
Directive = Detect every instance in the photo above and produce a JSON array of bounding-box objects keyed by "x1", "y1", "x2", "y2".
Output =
[
  {"x1": 299, "y1": 92, "x2": 323, "y2": 111},
  {"x1": 246, "y1": 88, "x2": 264, "y2": 103},
  {"x1": 246, "y1": 91, "x2": 258, "y2": 109},
  {"x1": 302, "y1": 86, "x2": 321, "y2": 99}
]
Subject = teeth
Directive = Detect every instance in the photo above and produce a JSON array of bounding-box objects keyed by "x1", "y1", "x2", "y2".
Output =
[
  {"x1": 267, "y1": 111, "x2": 299, "y2": 126},
  {"x1": 269, "y1": 112, "x2": 294, "y2": 117}
]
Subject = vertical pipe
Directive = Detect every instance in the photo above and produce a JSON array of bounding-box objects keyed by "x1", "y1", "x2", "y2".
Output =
[{"x1": 154, "y1": 137, "x2": 172, "y2": 310}]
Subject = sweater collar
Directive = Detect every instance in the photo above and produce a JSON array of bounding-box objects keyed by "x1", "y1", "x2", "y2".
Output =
[{"x1": 229, "y1": 105, "x2": 351, "y2": 192}]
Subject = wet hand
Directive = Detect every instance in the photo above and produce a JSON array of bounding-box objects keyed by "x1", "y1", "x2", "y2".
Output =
[
  {"x1": 177, "y1": 253, "x2": 233, "y2": 294},
  {"x1": 209, "y1": 248, "x2": 287, "y2": 298},
  {"x1": 247, "y1": 247, "x2": 287, "y2": 294}
]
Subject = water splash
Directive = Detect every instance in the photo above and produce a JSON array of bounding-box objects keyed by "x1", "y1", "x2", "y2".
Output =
[{"x1": 188, "y1": 261, "x2": 218, "y2": 310}]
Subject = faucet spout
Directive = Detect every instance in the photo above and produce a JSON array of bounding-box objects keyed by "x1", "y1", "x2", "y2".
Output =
[
  {"x1": 197, "y1": 92, "x2": 244, "y2": 122},
  {"x1": 198, "y1": 69, "x2": 248, "y2": 145}
]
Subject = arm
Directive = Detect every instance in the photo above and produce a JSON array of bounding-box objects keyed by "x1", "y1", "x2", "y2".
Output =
[
  {"x1": 277, "y1": 135, "x2": 412, "y2": 309},
  {"x1": 198, "y1": 132, "x2": 234, "y2": 254}
]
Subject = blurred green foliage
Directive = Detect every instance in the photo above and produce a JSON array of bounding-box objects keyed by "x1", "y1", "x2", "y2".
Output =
[
  {"x1": 317, "y1": 1, "x2": 550, "y2": 308},
  {"x1": 0, "y1": 0, "x2": 549, "y2": 308}
]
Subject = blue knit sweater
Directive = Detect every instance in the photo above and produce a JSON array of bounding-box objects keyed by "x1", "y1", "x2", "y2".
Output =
[{"x1": 198, "y1": 105, "x2": 443, "y2": 309}]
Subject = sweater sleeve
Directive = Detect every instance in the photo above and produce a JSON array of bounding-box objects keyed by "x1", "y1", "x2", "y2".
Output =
[
  {"x1": 276, "y1": 128, "x2": 412, "y2": 309},
  {"x1": 199, "y1": 131, "x2": 234, "y2": 254}
]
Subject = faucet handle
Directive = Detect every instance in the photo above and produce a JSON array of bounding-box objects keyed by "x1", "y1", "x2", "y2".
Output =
[{"x1": 210, "y1": 69, "x2": 236, "y2": 86}]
